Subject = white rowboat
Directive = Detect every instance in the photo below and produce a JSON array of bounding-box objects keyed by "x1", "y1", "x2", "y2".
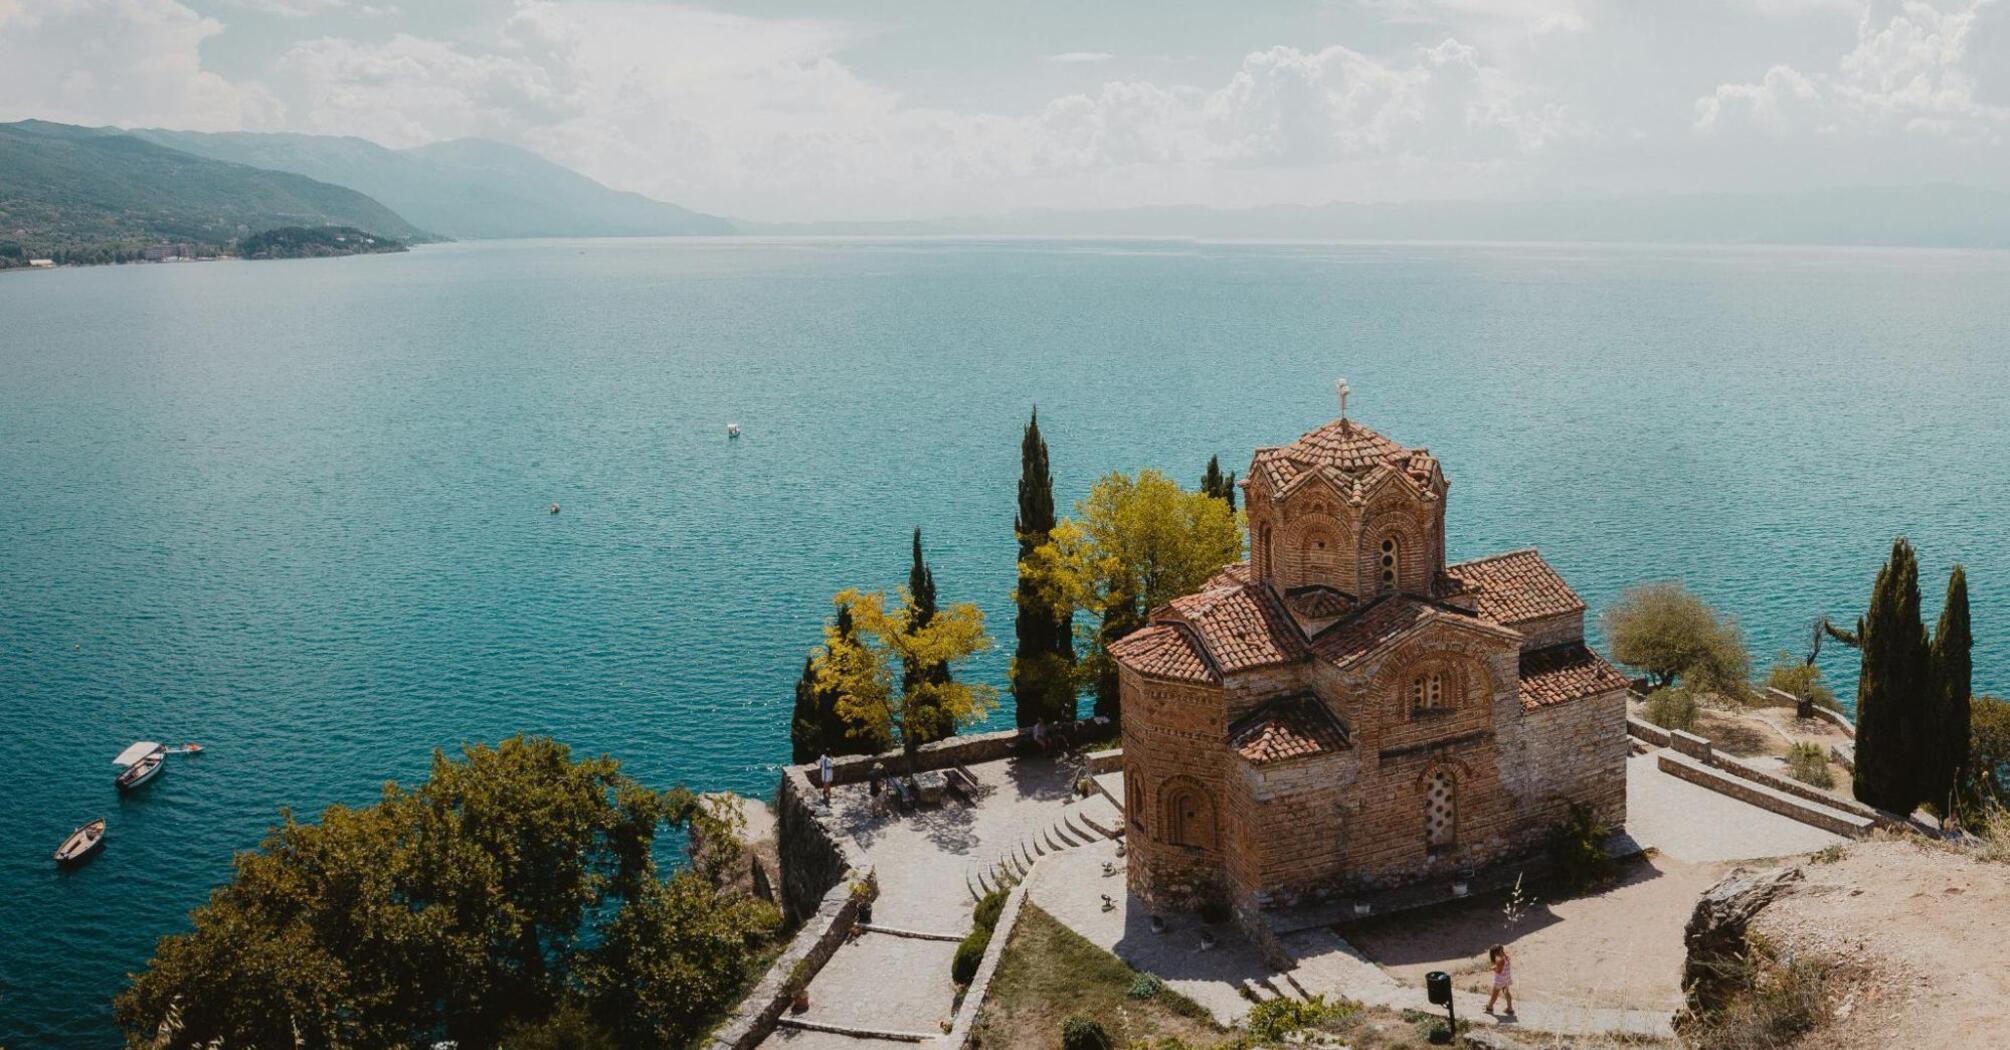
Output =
[
  {"x1": 114, "y1": 741, "x2": 166, "y2": 791},
  {"x1": 55, "y1": 818, "x2": 107, "y2": 865}
]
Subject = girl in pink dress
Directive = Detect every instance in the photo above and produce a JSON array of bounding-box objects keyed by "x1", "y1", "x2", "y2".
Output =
[{"x1": 1486, "y1": 944, "x2": 1515, "y2": 1016}]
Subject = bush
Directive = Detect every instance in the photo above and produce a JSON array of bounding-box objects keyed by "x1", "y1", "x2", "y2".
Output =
[
  {"x1": 1644, "y1": 683, "x2": 1700, "y2": 732},
  {"x1": 952, "y1": 926, "x2": 992, "y2": 985},
  {"x1": 1126, "y1": 972, "x2": 1165, "y2": 1000},
  {"x1": 1060, "y1": 1015, "x2": 1111, "y2": 1050},
  {"x1": 973, "y1": 887, "x2": 1009, "y2": 932},
  {"x1": 1245, "y1": 995, "x2": 1356, "y2": 1041},
  {"x1": 1785, "y1": 742, "x2": 1835, "y2": 788},
  {"x1": 1549, "y1": 802, "x2": 1616, "y2": 891},
  {"x1": 1765, "y1": 652, "x2": 1838, "y2": 711},
  {"x1": 1682, "y1": 942, "x2": 1829, "y2": 1050}
]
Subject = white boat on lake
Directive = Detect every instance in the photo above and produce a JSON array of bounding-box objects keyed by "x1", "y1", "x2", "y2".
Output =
[
  {"x1": 54, "y1": 818, "x2": 106, "y2": 866},
  {"x1": 114, "y1": 741, "x2": 166, "y2": 791}
]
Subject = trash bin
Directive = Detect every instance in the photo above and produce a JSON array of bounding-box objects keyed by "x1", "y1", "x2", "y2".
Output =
[{"x1": 1426, "y1": 970, "x2": 1453, "y2": 1006}]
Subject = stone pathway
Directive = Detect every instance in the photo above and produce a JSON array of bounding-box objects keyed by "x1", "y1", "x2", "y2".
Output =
[{"x1": 1621, "y1": 751, "x2": 1844, "y2": 863}]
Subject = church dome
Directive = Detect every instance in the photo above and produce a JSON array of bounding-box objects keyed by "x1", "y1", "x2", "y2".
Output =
[{"x1": 1252, "y1": 417, "x2": 1438, "y2": 494}]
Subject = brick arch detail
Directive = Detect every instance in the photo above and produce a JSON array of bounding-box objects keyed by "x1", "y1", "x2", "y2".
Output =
[
  {"x1": 1373, "y1": 646, "x2": 1500, "y2": 724},
  {"x1": 1357, "y1": 498, "x2": 1432, "y2": 595},
  {"x1": 1158, "y1": 774, "x2": 1219, "y2": 852}
]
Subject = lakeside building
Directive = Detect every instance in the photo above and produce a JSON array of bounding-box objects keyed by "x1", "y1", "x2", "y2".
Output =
[{"x1": 1110, "y1": 404, "x2": 1629, "y2": 930}]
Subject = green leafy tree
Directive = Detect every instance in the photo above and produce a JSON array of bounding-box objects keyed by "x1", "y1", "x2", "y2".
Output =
[
  {"x1": 1012, "y1": 409, "x2": 1076, "y2": 726},
  {"x1": 1926, "y1": 565, "x2": 1972, "y2": 812},
  {"x1": 1849, "y1": 538, "x2": 1933, "y2": 813},
  {"x1": 1025, "y1": 469, "x2": 1244, "y2": 721},
  {"x1": 1963, "y1": 695, "x2": 2010, "y2": 813},
  {"x1": 575, "y1": 871, "x2": 779, "y2": 1049},
  {"x1": 903, "y1": 528, "x2": 957, "y2": 746},
  {"x1": 818, "y1": 588, "x2": 997, "y2": 771},
  {"x1": 791, "y1": 604, "x2": 882, "y2": 762},
  {"x1": 115, "y1": 737, "x2": 776, "y2": 1050},
  {"x1": 1601, "y1": 582, "x2": 1750, "y2": 695}
]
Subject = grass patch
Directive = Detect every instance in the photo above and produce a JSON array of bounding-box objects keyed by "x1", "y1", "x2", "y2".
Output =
[
  {"x1": 972, "y1": 904, "x2": 1220, "y2": 1050},
  {"x1": 1680, "y1": 937, "x2": 1831, "y2": 1050}
]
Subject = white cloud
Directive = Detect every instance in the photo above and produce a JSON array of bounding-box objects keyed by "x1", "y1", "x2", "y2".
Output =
[
  {"x1": 1046, "y1": 51, "x2": 1115, "y2": 64},
  {"x1": 1361, "y1": 0, "x2": 1589, "y2": 34},
  {"x1": 221, "y1": 0, "x2": 346, "y2": 17},
  {"x1": 1696, "y1": 0, "x2": 2009, "y2": 140},
  {"x1": 0, "y1": 0, "x2": 281, "y2": 129}
]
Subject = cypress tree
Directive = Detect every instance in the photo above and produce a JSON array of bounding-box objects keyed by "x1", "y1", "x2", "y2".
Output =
[
  {"x1": 1927, "y1": 564, "x2": 1972, "y2": 813},
  {"x1": 1852, "y1": 537, "x2": 1931, "y2": 813},
  {"x1": 789, "y1": 654, "x2": 821, "y2": 764},
  {"x1": 1201, "y1": 455, "x2": 1237, "y2": 511},
  {"x1": 903, "y1": 527, "x2": 956, "y2": 746},
  {"x1": 1013, "y1": 409, "x2": 1075, "y2": 726}
]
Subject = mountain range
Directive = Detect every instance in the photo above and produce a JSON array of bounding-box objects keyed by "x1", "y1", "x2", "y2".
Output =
[
  {"x1": 0, "y1": 120, "x2": 426, "y2": 257},
  {"x1": 131, "y1": 129, "x2": 733, "y2": 240}
]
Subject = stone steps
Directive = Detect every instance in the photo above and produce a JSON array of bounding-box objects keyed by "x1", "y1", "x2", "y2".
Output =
[{"x1": 964, "y1": 795, "x2": 1125, "y2": 903}]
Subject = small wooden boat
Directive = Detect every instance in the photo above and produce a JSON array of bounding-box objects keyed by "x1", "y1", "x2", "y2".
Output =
[
  {"x1": 55, "y1": 819, "x2": 107, "y2": 865},
  {"x1": 114, "y1": 741, "x2": 167, "y2": 791}
]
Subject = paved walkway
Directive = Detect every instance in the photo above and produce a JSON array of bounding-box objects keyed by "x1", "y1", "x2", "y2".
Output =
[{"x1": 1622, "y1": 751, "x2": 1845, "y2": 863}]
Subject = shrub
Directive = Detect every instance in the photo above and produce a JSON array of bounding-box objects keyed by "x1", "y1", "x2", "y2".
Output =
[
  {"x1": 952, "y1": 926, "x2": 992, "y2": 985},
  {"x1": 973, "y1": 887, "x2": 1009, "y2": 932},
  {"x1": 1682, "y1": 942, "x2": 1830, "y2": 1050},
  {"x1": 1126, "y1": 972, "x2": 1165, "y2": 1000},
  {"x1": 1644, "y1": 683, "x2": 1700, "y2": 733},
  {"x1": 1549, "y1": 801, "x2": 1616, "y2": 891},
  {"x1": 1245, "y1": 995, "x2": 1356, "y2": 1041},
  {"x1": 1785, "y1": 742, "x2": 1835, "y2": 788},
  {"x1": 1765, "y1": 652, "x2": 1838, "y2": 711},
  {"x1": 1060, "y1": 1015, "x2": 1111, "y2": 1050}
]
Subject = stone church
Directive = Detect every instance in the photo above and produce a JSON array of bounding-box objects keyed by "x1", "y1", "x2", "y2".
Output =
[{"x1": 1109, "y1": 402, "x2": 1628, "y2": 924}]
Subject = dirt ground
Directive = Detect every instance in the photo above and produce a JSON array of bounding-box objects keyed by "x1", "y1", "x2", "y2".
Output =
[
  {"x1": 1348, "y1": 854, "x2": 1734, "y2": 1014},
  {"x1": 1748, "y1": 838, "x2": 2010, "y2": 1050}
]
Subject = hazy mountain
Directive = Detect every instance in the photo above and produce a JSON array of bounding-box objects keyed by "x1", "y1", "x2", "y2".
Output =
[
  {"x1": 748, "y1": 186, "x2": 2010, "y2": 249},
  {"x1": 133, "y1": 129, "x2": 734, "y2": 240},
  {"x1": 0, "y1": 120, "x2": 425, "y2": 258}
]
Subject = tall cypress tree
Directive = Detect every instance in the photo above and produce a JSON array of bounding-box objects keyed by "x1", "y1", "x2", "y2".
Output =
[
  {"x1": 1013, "y1": 409, "x2": 1075, "y2": 725},
  {"x1": 903, "y1": 527, "x2": 956, "y2": 745},
  {"x1": 1853, "y1": 537, "x2": 1932, "y2": 813},
  {"x1": 1200, "y1": 455, "x2": 1238, "y2": 511},
  {"x1": 1927, "y1": 564, "x2": 1972, "y2": 813}
]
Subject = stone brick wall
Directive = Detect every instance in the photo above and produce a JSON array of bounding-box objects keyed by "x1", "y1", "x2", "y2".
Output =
[
  {"x1": 1122, "y1": 670, "x2": 1232, "y2": 909},
  {"x1": 776, "y1": 765, "x2": 869, "y2": 924},
  {"x1": 1515, "y1": 687, "x2": 1630, "y2": 831},
  {"x1": 1514, "y1": 609, "x2": 1586, "y2": 650}
]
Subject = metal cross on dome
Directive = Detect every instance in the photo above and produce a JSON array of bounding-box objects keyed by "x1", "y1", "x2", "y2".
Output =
[{"x1": 1336, "y1": 378, "x2": 1351, "y2": 419}]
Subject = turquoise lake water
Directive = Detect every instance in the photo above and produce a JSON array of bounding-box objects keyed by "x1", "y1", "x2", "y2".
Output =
[{"x1": 3, "y1": 237, "x2": 2009, "y2": 1044}]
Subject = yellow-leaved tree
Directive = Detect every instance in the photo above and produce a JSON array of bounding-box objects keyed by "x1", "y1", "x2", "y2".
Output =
[
  {"x1": 816, "y1": 587, "x2": 997, "y2": 771},
  {"x1": 1021, "y1": 469, "x2": 1243, "y2": 720}
]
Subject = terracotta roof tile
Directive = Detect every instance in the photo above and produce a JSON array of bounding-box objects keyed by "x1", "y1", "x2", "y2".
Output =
[
  {"x1": 1308, "y1": 596, "x2": 1437, "y2": 666},
  {"x1": 1108, "y1": 624, "x2": 1217, "y2": 684},
  {"x1": 1165, "y1": 581, "x2": 1306, "y2": 674},
  {"x1": 1284, "y1": 586, "x2": 1358, "y2": 620},
  {"x1": 1518, "y1": 643, "x2": 1627, "y2": 710},
  {"x1": 1229, "y1": 695, "x2": 1350, "y2": 764},
  {"x1": 1446, "y1": 549, "x2": 1586, "y2": 625},
  {"x1": 1251, "y1": 417, "x2": 1433, "y2": 495}
]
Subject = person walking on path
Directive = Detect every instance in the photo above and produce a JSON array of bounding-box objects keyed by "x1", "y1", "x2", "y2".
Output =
[
  {"x1": 818, "y1": 752, "x2": 835, "y2": 806},
  {"x1": 1485, "y1": 944, "x2": 1515, "y2": 1017}
]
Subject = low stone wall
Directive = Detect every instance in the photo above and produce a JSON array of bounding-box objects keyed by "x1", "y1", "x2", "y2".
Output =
[
  {"x1": 1084, "y1": 747, "x2": 1123, "y2": 775},
  {"x1": 800, "y1": 718, "x2": 1115, "y2": 789},
  {"x1": 1808, "y1": 705, "x2": 1856, "y2": 738},
  {"x1": 706, "y1": 883, "x2": 865, "y2": 1050},
  {"x1": 1670, "y1": 729, "x2": 1713, "y2": 764},
  {"x1": 1656, "y1": 752, "x2": 1873, "y2": 838},
  {"x1": 945, "y1": 875, "x2": 1033, "y2": 1048},
  {"x1": 1625, "y1": 716, "x2": 1673, "y2": 748}
]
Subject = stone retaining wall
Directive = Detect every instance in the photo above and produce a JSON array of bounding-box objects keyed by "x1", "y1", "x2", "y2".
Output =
[
  {"x1": 706, "y1": 884, "x2": 865, "y2": 1050},
  {"x1": 778, "y1": 764, "x2": 871, "y2": 923},
  {"x1": 1625, "y1": 716, "x2": 1672, "y2": 748},
  {"x1": 1655, "y1": 752, "x2": 1871, "y2": 837}
]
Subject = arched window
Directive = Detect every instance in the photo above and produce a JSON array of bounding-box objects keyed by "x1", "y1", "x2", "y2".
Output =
[
  {"x1": 1379, "y1": 535, "x2": 1402, "y2": 591},
  {"x1": 1126, "y1": 771, "x2": 1145, "y2": 831},
  {"x1": 1425, "y1": 770, "x2": 1456, "y2": 849},
  {"x1": 1163, "y1": 782, "x2": 1217, "y2": 850},
  {"x1": 1261, "y1": 525, "x2": 1274, "y2": 577},
  {"x1": 1410, "y1": 671, "x2": 1445, "y2": 714}
]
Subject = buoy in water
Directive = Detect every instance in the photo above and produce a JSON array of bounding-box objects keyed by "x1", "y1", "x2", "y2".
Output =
[
  {"x1": 550, "y1": 503, "x2": 561, "y2": 515},
  {"x1": 726, "y1": 423, "x2": 741, "y2": 439}
]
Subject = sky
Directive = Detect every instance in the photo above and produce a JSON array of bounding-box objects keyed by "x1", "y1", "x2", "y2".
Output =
[{"x1": 0, "y1": 0, "x2": 2005, "y2": 220}]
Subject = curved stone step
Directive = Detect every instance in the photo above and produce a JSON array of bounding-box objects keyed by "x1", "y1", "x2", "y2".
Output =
[{"x1": 1050, "y1": 820, "x2": 1083, "y2": 848}]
